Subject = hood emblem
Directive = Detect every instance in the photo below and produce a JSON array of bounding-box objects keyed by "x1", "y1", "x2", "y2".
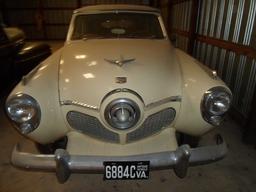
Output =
[
  {"x1": 104, "y1": 55, "x2": 135, "y2": 67},
  {"x1": 115, "y1": 77, "x2": 127, "y2": 84}
]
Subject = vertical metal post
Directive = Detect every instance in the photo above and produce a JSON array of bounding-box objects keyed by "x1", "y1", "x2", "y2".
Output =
[
  {"x1": 38, "y1": 0, "x2": 47, "y2": 40},
  {"x1": 156, "y1": 0, "x2": 161, "y2": 8},
  {"x1": 167, "y1": 0, "x2": 173, "y2": 36},
  {"x1": 77, "y1": 0, "x2": 82, "y2": 8},
  {"x1": 149, "y1": 0, "x2": 155, "y2": 7},
  {"x1": 188, "y1": 0, "x2": 199, "y2": 55}
]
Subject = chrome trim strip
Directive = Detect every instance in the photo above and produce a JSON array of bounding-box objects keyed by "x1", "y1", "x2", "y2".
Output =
[
  {"x1": 146, "y1": 96, "x2": 182, "y2": 110},
  {"x1": 61, "y1": 95, "x2": 181, "y2": 111},
  {"x1": 22, "y1": 64, "x2": 41, "y2": 85},
  {"x1": 11, "y1": 134, "x2": 227, "y2": 183},
  {"x1": 101, "y1": 88, "x2": 144, "y2": 104},
  {"x1": 60, "y1": 100, "x2": 99, "y2": 111}
]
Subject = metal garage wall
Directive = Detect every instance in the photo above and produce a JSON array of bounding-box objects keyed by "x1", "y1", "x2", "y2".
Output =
[
  {"x1": 5, "y1": 0, "x2": 44, "y2": 39},
  {"x1": 171, "y1": 0, "x2": 192, "y2": 51},
  {"x1": 171, "y1": 0, "x2": 256, "y2": 120},
  {"x1": 195, "y1": 0, "x2": 256, "y2": 118},
  {"x1": 4, "y1": 0, "x2": 75, "y2": 39},
  {"x1": 4, "y1": 0, "x2": 149, "y2": 40}
]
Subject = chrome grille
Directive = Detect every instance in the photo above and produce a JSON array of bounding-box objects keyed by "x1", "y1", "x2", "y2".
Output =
[
  {"x1": 67, "y1": 111, "x2": 119, "y2": 143},
  {"x1": 127, "y1": 108, "x2": 176, "y2": 143}
]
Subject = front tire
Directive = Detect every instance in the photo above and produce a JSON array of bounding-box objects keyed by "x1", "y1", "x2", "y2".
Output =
[
  {"x1": 176, "y1": 133, "x2": 200, "y2": 148},
  {"x1": 36, "y1": 136, "x2": 68, "y2": 154}
]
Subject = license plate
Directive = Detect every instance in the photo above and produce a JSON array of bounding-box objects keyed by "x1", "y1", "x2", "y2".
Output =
[{"x1": 103, "y1": 161, "x2": 150, "y2": 180}]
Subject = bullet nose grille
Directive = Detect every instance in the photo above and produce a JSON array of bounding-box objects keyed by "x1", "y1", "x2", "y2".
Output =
[
  {"x1": 127, "y1": 108, "x2": 176, "y2": 143},
  {"x1": 105, "y1": 98, "x2": 140, "y2": 130},
  {"x1": 67, "y1": 111, "x2": 119, "y2": 143}
]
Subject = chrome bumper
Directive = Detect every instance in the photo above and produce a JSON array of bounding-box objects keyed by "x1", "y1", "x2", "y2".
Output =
[{"x1": 11, "y1": 135, "x2": 227, "y2": 183}]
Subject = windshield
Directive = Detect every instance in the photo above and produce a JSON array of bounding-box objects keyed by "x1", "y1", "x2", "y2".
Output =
[{"x1": 71, "y1": 12, "x2": 164, "y2": 40}]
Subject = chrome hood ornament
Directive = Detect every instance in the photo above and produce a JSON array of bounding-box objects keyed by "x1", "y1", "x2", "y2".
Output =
[{"x1": 104, "y1": 55, "x2": 135, "y2": 67}]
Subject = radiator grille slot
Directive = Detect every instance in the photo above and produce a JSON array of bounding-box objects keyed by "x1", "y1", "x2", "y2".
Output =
[
  {"x1": 67, "y1": 111, "x2": 119, "y2": 143},
  {"x1": 127, "y1": 108, "x2": 176, "y2": 143}
]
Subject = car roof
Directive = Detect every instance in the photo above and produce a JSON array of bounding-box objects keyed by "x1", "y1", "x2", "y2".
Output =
[{"x1": 74, "y1": 4, "x2": 160, "y2": 14}]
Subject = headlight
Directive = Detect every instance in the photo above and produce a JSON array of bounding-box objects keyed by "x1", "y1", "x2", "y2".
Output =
[
  {"x1": 201, "y1": 87, "x2": 232, "y2": 125},
  {"x1": 5, "y1": 93, "x2": 41, "y2": 134},
  {"x1": 105, "y1": 98, "x2": 140, "y2": 130}
]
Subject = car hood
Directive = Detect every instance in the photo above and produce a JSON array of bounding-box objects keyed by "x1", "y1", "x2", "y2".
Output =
[{"x1": 59, "y1": 39, "x2": 182, "y2": 107}]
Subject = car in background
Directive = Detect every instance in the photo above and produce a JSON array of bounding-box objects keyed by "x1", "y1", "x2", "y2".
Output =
[
  {"x1": 5, "y1": 5, "x2": 232, "y2": 183},
  {"x1": 0, "y1": 25, "x2": 51, "y2": 91}
]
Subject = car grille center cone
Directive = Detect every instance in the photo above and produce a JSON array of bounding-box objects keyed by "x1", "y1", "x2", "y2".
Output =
[
  {"x1": 115, "y1": 108, "x2": 130, "y2": 123},
  {"x1": 105, "y1": 99, "x2": 140, "y2": 130}
]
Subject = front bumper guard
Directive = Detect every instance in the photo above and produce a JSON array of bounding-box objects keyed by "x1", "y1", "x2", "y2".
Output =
[{"x1": 11, "y1": 135, "x2": 227, "y2": 183}]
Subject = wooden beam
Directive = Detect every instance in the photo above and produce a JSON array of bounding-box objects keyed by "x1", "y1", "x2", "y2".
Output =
[
  {"x1": 197, "y1": 35, "x2": 256, "y2": 60},
  {"x1": 173, "y1": 28, "x2": 256, "y2": 60}
]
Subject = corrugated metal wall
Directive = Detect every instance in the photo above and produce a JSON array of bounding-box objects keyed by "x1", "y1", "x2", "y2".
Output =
[
  {"x1": 172, "y1": 0, "x2": 192, "y2": 51},
  {"x1": 4, "y1": 0, "x2": 149, "y2": 40},
  {"x1": 171, "y1": 0, "x2": 256, "y2": 119}
]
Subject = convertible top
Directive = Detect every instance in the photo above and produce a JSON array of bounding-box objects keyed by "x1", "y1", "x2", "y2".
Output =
[{"x1": 74, "y1": 4, "x2": 160, "y2": 14}]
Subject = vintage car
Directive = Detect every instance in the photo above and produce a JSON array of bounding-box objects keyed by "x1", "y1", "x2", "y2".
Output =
[
  {"x1": 0, "y1": 25, "x2": 51, "y2": 91},
  {"x1": 5, "y1": 5, "x2": 232, "y2": 183}
]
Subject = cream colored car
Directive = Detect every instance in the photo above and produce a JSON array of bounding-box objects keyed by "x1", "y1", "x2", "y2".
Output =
[{"x1": 6, "y1": 5, "x2": 232, "y2": 183}]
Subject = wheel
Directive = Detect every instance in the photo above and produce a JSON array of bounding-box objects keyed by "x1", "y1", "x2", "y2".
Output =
[
  {"x1": 176, "y1": 132, "x2": 200, "y2": 148},
  {"x1": 36, "y1": 136, "x2": 68, "y2": 154}
]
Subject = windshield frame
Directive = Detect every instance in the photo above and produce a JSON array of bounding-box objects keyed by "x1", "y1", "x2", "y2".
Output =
[{"x1": 66, "y1": 11, "x2": 168, "y2": 42}]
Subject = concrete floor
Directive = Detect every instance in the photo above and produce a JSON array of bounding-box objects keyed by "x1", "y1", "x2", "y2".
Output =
[{"x1": 1, "y1": 42, "x2": 256, "y2": 192}]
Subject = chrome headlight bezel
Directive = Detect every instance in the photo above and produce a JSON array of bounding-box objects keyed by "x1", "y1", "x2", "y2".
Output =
[
  {"x1": 104, "y1": 98, "x2": 140, "y2": 130},
  {"x1": 5, "y1": 93, "x2": 41, "y2": 134},
  {"x1": 201, "y1": 86, "x2": 232, "y2": 126}
]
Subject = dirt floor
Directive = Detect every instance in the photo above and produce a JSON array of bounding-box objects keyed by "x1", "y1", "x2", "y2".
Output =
[{"x1": 0, "y1": 42, "x2": 256, "y2": 192}]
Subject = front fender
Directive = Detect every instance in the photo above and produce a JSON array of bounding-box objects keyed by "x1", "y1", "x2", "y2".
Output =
[
  {"x1": 174, "y1": 49, "x2": 227, "y2": 136},
  {"x1": 8, "y1": 49, "x2": 68, "y2": 144}
]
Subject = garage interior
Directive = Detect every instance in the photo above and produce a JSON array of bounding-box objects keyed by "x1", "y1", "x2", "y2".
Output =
[{"x1": 0, "y1": 0, "x2": 256, "y2": 191}]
